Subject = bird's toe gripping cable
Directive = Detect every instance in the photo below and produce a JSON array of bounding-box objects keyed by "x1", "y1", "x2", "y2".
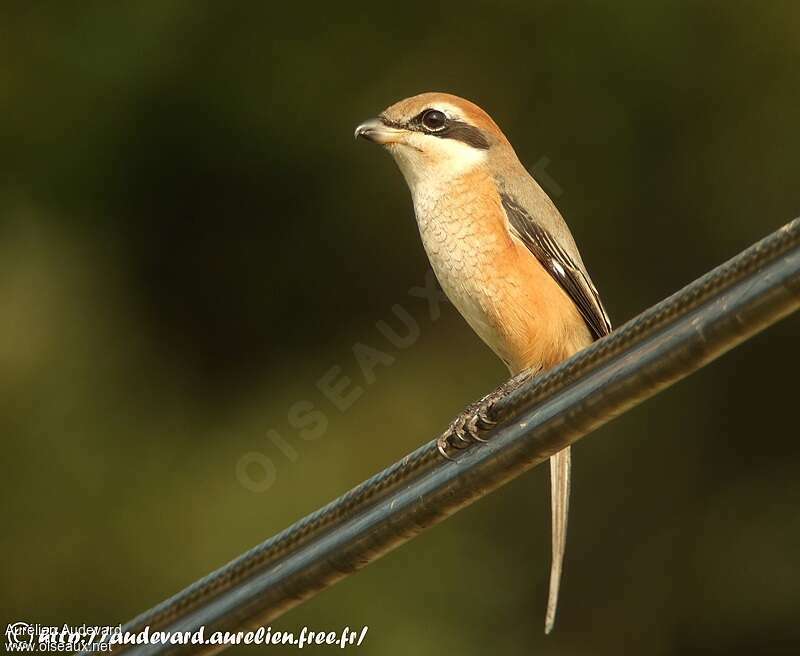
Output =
[
  {"x1": 437, "y1": 398, "x2": 495, "y2": 458},
  {"x1": 437, "y1": 366, "x2": 543, "y2": 459}
]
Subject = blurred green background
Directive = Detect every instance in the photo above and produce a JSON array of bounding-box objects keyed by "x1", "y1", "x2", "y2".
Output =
[{"x1": 2, "y1": 1, "x2": 800, "y2": 654}]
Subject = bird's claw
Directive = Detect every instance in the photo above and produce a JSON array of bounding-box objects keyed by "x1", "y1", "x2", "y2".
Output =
[
  {"x1": 435, "y1": 366, "x2": 544, "y2": 460},
  {"x1": 436, "y1": 394, "x2": 499, "y2": 459}
]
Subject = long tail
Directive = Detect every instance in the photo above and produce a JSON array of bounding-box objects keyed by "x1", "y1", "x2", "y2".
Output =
[{"x1": 545, "y1": 446, "x2": 571, "y2": 634}]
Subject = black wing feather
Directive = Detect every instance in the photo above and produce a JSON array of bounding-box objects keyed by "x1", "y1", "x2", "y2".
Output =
[{"x1": 501, "y1": 194, "x2": 612, "y2": 340}]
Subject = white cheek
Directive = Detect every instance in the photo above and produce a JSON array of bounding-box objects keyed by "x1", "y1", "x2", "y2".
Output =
[
  {"x1": 389, "y1": 134, "x2": 487, "y2": 193},
  {"x1": 431, "y1": 137, "x2": 487, "y2": 177}
]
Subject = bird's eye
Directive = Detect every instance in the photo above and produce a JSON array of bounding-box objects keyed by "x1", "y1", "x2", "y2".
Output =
[{"x1": 420, "y1": 109, "x2": 447, "y2": 131}]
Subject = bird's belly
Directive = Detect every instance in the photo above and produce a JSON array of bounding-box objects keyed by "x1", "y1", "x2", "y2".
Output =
[
  {"x1": 415, "y1": 207, "x2": 518, "y2": 365},
  {"x1": 416, "y1": 207, "x2": 591, "y2": 373}
]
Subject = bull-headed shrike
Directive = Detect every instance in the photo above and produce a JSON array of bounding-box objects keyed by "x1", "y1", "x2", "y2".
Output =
[{"x1": 355, "y1": 92, "x2": 611, "y2": 633}]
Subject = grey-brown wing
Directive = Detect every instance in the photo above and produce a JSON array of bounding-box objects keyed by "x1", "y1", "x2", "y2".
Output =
[{"x1": 501, "y1": 193, "x2": 612, "y2": 340}]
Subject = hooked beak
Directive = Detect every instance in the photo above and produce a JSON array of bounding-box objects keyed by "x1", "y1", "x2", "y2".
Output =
[{"x1": 354, "y1": 117, "x2": 405, "y2": 145}]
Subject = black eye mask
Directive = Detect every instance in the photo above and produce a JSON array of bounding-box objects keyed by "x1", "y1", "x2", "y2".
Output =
[{"x1": 379, "y1": 113, "x2": 491, "y2": 150}]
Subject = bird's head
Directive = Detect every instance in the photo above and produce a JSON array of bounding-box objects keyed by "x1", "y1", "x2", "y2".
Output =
[{"x1": 355, "y1": 92, "x2": 514, "y2": 188}]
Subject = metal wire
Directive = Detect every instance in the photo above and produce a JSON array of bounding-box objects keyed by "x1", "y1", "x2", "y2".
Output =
[{"x1": 97, "y1": 217, "x2": 800, "y2": 656}]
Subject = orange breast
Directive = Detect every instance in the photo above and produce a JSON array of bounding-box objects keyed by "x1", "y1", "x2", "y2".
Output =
[
  {"x1": 491, "y1": 238, "x2": 593, "y2": 373},
  {"x1": 413, "y1": 170, "x2": 592, "y2": 374}
]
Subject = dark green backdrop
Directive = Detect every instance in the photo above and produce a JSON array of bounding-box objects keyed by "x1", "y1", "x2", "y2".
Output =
[{"x1": 2, "y1": 2, "x2": 799, "y2": 654}]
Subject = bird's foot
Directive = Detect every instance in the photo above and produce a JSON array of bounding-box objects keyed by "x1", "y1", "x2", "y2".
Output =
[
  {"x1": 436, "y1": 392, "x2": 500, "y2": 458},
  {"x1": 436, "y1": 366, "x2": 543, "y2": 460}
]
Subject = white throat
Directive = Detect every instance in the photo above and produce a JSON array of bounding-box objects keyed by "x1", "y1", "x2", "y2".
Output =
[{"x1": 389, "y1": 137, "x2": 487, "y2": 210}]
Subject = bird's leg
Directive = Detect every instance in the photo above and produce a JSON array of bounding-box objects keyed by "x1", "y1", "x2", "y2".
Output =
[{"x1": 437, "y1": 365, "x2": 543, "y2": 458}]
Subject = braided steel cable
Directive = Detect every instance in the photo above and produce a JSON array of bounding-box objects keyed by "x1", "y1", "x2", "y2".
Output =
[{"x1": 94, "y1": 217, "x2": 800, "y2": 656}]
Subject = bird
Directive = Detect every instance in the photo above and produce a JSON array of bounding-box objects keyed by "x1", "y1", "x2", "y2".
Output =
[{"x1": 355, "y1": 92, "x2": 611, "y2": 633}]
